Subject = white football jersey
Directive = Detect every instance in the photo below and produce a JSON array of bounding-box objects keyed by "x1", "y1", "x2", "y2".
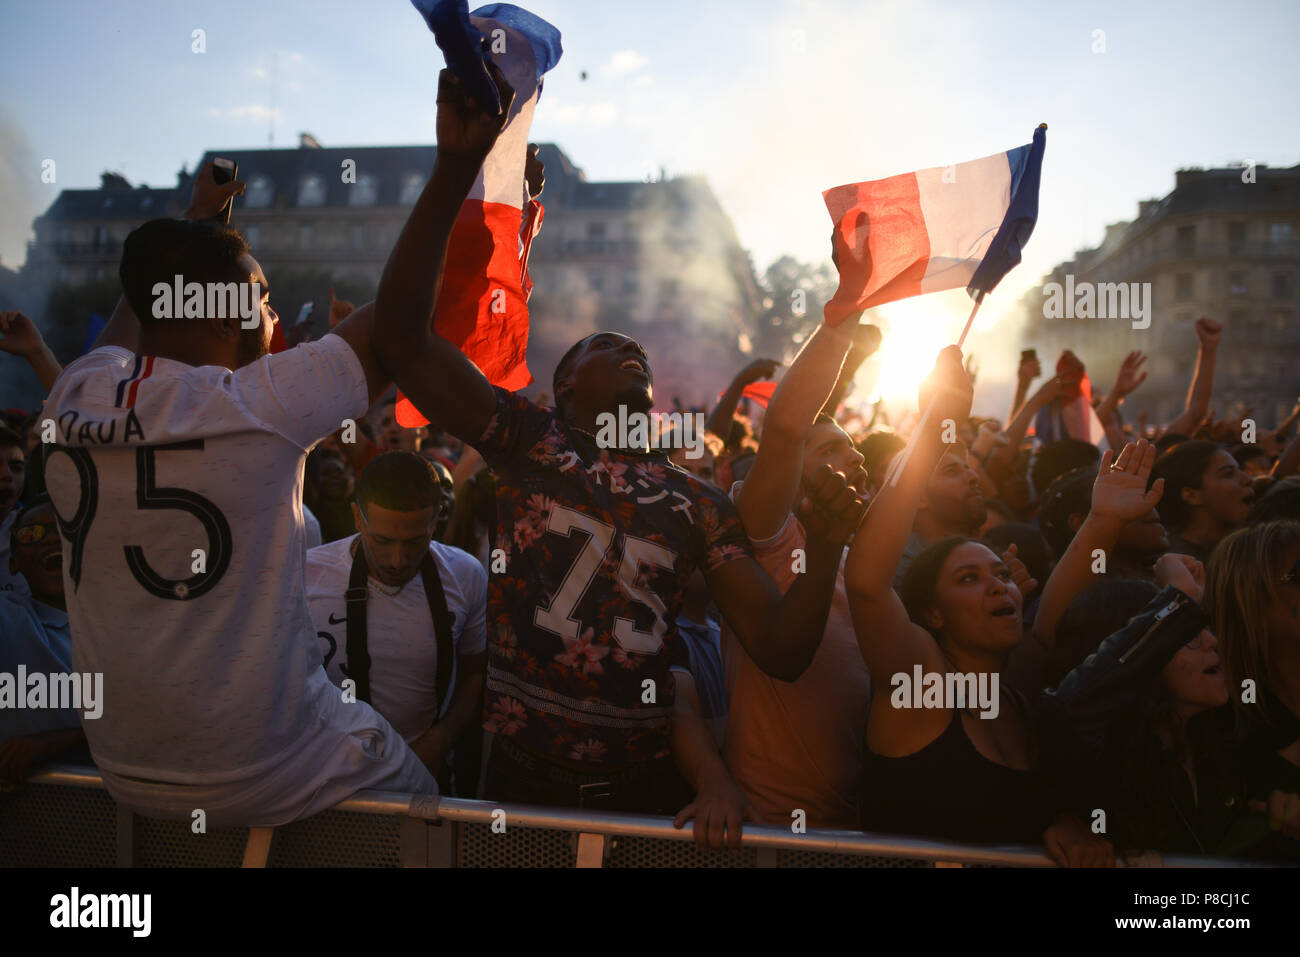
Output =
[
  {"x1": 305, "y1": 535, "x2": 487, "y2": 743},
  {"x1": 43, "y1": 336, "x2": 368, "y2": 783}
]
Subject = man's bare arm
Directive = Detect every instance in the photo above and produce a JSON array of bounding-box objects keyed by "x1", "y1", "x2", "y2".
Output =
[
  {"x1": 372, "y1": 67, "x2": 514, "y2": 444},
  {"x1": 738, "y1": 319, "x2": 858, "y2": 541}
]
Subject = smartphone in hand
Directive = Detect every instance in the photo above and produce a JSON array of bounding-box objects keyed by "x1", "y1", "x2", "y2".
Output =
[{"x1": 212, "y1": 158, "x2": 238, "y2": 225}]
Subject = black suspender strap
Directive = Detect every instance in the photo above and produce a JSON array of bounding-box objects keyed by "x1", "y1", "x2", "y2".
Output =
[
  {"x1": 420, "y1": 550, "x2": 456, "y2": 720},
  {"x1": 344, "y1": 543, "x2": 373, "y2": 704},
  {"x1": 344, "y1": 539, "x2": 456, "y2": 717}
]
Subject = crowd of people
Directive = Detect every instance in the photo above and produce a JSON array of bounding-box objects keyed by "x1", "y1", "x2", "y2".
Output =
[{"x1": 2, "y1": 62, "x2": 1298, "y2": 866}]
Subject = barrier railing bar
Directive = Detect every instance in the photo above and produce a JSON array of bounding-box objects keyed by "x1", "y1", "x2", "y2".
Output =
[{"x1": 24, "y1": 764, "x2": 1273, "y2": 868}]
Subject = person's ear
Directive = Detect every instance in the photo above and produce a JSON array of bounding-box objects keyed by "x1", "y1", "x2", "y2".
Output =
[
  {"x1": 1181, "y1": 486, "x2": 1203, "y2": 508},
  {"x1": 207, "y1": 312, "x2": 241, "y2": 342}
]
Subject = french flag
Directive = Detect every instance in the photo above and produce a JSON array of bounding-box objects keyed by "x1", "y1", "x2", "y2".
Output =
[
  {"x1": 399, "y1": 1, "x2": 562, "y2": 427},
  {"x1": 824, "y1": 124, "x2": 1046, "y2": 325}
]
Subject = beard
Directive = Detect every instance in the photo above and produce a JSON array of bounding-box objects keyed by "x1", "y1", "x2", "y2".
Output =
[{"x1": 236, "y1": 325, "x2": 270, "y2": 368}]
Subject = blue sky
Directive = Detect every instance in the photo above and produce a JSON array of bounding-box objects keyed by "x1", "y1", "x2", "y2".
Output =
[{"x1": 2, "y1": 0, "x2": 1297, "y2": 394}]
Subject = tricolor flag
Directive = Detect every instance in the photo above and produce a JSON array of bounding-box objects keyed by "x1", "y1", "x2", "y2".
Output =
[
  {"x1": 1031, "y1": 350, "x2": 1108, "y2": 449},
  {"x1": 399, "y1": 1, "x2": 562, "y2": 427},
  {"x1": 823, "y1": 124, "x2": 1046, "y2": 325},
  {"x1": 716, "y1": 380, "x2": 778, "y2": 410}
]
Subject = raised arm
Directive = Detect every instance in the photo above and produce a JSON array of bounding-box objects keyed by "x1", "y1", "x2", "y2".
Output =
[
  {"x1": 987, "y1": 373, "x2": 1067, "y2": 478},
  {"x1": 371, "y1": 66, "x2": 514, "y2": 444},
  {"x1": 704, "y1": 358, "x2": 780, "y2": 443},
  {"x1": 1031, "y1": 440, "x2": 1165, "y2": 645},
  {"x1": 819, "y1": 322, "x2": 882, "y2": 419},
  {"x1": 1162, "y1": 318, "x2": 1220, "y2": 437},
  {"x1": 844, "y1": 347, "x2": 971, "y2": 683},
  {"x1": 0, "y1": 311, "x2": 62, "y2": 392},
  {"x1": 707, "y1": 466, "x2": 866, "y2": 681},
  {"x1": 1010, "y1": 351, "x2": 1041, "y2": 425},
  {"x1": 737, "y1": 317, "x2": 860, "y2": 540}
]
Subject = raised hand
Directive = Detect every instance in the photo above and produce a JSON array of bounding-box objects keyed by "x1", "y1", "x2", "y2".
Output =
[
  {"x1": 435, "y1": 61, "x2": 515, "y2": 164},
  {"x1": 1090, "y1": 439, "x2": 1165, "y2": 526},
  {"x1": 919, "y1": 345, "x2": 974, "y2": 428},
  {"x1": 0, "y1": 310, "x2": 44, "y2": 357},
  {"x1": 1017, "y1": 352, "x2": 1042, "y2": 385},
  {"x1": 797, "y1": 464, "x2": 867, "y2": 548},
  {"x1": 183, "y1": 160, "x2": 246, "y2": 221},
  {"x1": 1154, "y1": 553, "x2": 1206, "y2": 603},
  {"x1": 1194, "y1": 317, "x2": 1223, "y2": 349},
  {"x1": 737, "y1": 357, "x2": 781, "y2": 385},
  {"x1": 1001, "y1": 543, "x2": 1039, "y2": 598},
  {"x1": 328, "y1": 287, "x2": 355, "y2": 330},
  {"x1": 850, "y1": 323, "x2": 883, "y2": 358},
  {"x1": 1112, "y1": 350, "x2": 1149, "y2": 397}
]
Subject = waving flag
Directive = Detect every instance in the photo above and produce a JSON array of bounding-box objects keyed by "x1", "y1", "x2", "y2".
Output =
[
  {"x1": 1031, "y1": 350, "x2": 1108, "y2": 450},
  {"x1": 823, "y1": 124, "x2": 1047, "y2": 325},
  {"x1": 399, "y1": 2, "x2": 562, "y2": 427}
]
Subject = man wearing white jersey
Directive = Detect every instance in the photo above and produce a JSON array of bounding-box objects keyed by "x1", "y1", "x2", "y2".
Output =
[
  {"x1": 40, "y1": 80, "x2": 511, "y2": 826},
  {"x1": 306, "y1": 452, "x2": 486, "y2": 789}
]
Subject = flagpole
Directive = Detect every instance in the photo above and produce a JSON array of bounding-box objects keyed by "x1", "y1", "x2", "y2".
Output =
[{"x1": 882, "y1": 291, "x2": 985, "y2": 488}]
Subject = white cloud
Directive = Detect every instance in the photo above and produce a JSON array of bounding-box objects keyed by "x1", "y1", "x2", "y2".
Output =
[
  {"x1": 537, "y1": 97, "x2": 619, "y2": 127},
  {"x1": 601, "y1": 49, "x2": 649, "y2": 77}
]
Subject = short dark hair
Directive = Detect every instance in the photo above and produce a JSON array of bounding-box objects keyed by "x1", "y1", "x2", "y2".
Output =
[
  {"x1": 1247, "y1": 476, "x2": 1300, "y2": 525},
  {"x1": 1230, "y1": 444, "x2": 1270, "y2": 469},
  {"x1": 1151, "y1": 440, "x2": 1223, "y2": 531},
  {"x1": 1037, "y1": 465, "x2": 1096, "y2": 558},
  {"x1": 355, "y1": 451, "x2": 442, "y2": 514},
  {"x1": 813, "y1": 412, "x2": 837, "y2": 428},
  {"x1": 552, "y1": 334, "x2": 595, "y2": 394},
  {"x1": 1031, "y1": 439, "x2": 1099, "y2": 497},
  {"x1": 119, "y1": 218, "x2": 251, "y2": 323},
  {"x1": 0, "y1": 424, "x2": 23, "y2": 451},
  {"x1": 858, "y1": 430, "x2": 905, "y2": 484}
]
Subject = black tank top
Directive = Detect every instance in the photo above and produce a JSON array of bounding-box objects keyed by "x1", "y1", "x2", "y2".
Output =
[{"x1": 859, "y1": 694, "x2": 1052, "y2": 845}]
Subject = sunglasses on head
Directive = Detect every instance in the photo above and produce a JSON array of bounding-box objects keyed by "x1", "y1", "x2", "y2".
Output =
[{"x1": 14, "y1": 522, "x2": 56, "y2": 546}]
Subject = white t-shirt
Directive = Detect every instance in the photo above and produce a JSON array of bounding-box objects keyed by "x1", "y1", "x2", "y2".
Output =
[
  {"x1": 304, "y1": 535, "x2": 487, "y2": 743},
  {"x1": 302, "y1": 503, "x2": 323, "y2": 551},
  {"x1": 42, "y1": 336, "x2": 369, "y2": 783}
]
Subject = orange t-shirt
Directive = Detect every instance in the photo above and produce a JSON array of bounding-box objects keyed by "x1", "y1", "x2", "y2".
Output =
[{"x1": 722, "y1": 513, "x2": 872, "y2": 829}]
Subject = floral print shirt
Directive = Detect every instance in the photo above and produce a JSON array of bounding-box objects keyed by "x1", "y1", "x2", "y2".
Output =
[{"x1": 475, "y1": 388, "x2": 752, "y2": 766}]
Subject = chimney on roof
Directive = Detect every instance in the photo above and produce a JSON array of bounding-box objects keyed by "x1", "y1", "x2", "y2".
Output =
[
  {"x1": 101, "y1": 171, "x2": 132, "y2": 190},
  {"x1": 300, "y1": 133, "x2": 323, "y2": 149}
]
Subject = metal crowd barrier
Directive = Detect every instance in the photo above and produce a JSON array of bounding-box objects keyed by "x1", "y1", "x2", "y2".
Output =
[{"x1": 0, "y1": 764, "x2": 1263, "y2": 868}]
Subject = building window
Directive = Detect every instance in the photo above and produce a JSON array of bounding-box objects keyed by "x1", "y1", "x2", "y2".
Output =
[
  {"x1": 1228, "y1": 271, "x2": 1247, "y2": 295},
  {"x1": 299, "y1": 223, "x2": 314, "y2": 249},
  {"x1": 57, "y1": 225, "x2": 71, "y2": 244},
  {"x1": 587, "y1": 268, "x2": 604, "y2": 292},
  {"x1": 1228, "y1": 221, "x2": 1247, "y2": 244},
  {"x1": 1271, "y1": 222, "x2": 1294, "y2": 243},
  {"x1": 246, "y1": 175, "x2": 274, "y2": 208},
  {"x1": 244, "y1": 225, "x2": 261, "y2": 248},
  {"x1": 587, "y1": 221, "x2": 606, "y2": 239},
  {"x1": 349, "y1": 225, "x2": 364, "y2": 249},
  {"x1": 1277, "y1": 310, "x2": 1293, "y2": 332},
  {"x1": 92, "y1": 225, "x2": 107, "y2": 246},
  {"x1": 621, "y1": 269, "x2": 638, "y2": 294},
  {"x1": 1274, "y1": 273, "x2": 1293, "y2": 300},
  {"x1": 399, "y1": 173, "x2": 425, "y2": 205},
  {"x1": 349, "y1": 173, "x2": 378, "y2": 207},
  {"x1": 1176, "y1": 224, "x2": 1195, "y2": 248},
  {"x1": 1176, "y1": 273, "x2": 1193, "y2": 300},
  {"x1": 298, "y1": 174, "x2": 326, "y2": 207}
]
